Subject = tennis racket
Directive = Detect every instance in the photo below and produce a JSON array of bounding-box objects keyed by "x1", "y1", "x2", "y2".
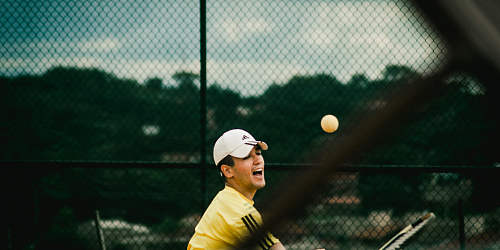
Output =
[{"x1": 379, "y1": 213, "x2": 436, "y2": 250}]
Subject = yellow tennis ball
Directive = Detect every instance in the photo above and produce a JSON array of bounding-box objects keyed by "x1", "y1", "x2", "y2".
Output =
[{"x1": 321, "y1": 115, "x2": 339, "y2": 133}]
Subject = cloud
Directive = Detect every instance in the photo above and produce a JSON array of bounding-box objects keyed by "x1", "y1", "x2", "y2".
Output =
[
  {"x1": 301, "y1": 27, "x2": 338, "y2": 47},
  {"x1": 1, "y1": 0, "x2": 448, "y2": 97},
  {"x1": 77, "y1": 38, "x2": 122, "y2": 53},
  {"x1": 218, "y1": 17, "x2": 273, "y2": 43},
  {"x1": 349, "y1": 33, "x2": 392, "y2": 49}
]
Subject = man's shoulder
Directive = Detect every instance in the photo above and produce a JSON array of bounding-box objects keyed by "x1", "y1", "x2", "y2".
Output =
[{"x1": 213, "y1": 187, "x2": 258, "y2": 215}]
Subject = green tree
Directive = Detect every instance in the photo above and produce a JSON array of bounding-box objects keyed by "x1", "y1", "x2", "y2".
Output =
[
  {"x1": 357, "y1": 173, "x2": 430, "y2": 216},
  {"x1": 348, "y1": 73, "x2": 370, "y2": 89},
  {"x1": 145, "y1": 77, "x2": 164, "y2": 90},
  {"x1": 173, "y1": 71, "x2": 199, "y2": 98},
  {"x1": 206, "y1": 83, "x2": 242, "y2": 129},
  {"x1": 381, "y1": 64, "x2": 417, "y2": 82},
  {"x1": 156, "y1": 71, "x2": 201, "y2": 153},
  {"x1": 251, "y1": 74, "x2": 350, "y2": 162}
]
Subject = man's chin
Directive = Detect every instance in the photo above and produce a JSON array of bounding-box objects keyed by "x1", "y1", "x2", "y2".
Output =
[{"x1": 255, "y1": 181, "x2": 266, "y2": 189}]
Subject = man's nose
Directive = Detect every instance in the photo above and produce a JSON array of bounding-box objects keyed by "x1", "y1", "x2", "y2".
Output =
[{"x1": 253, "y1": 153, "x2": 263, "y2": 164}]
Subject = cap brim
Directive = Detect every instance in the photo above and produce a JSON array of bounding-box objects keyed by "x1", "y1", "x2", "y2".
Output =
[{"x1": 229, "y1": 141, "x2": 268, "y2": 159}]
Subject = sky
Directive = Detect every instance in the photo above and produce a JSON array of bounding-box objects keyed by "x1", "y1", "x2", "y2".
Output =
[{"x1": 0, "y1": 0, "x2": 448, "y2": 96}]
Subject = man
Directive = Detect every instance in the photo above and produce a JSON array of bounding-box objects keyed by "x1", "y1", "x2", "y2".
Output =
[{"x1": 188, "y1": 129, "x2": 286, "y2": 250}]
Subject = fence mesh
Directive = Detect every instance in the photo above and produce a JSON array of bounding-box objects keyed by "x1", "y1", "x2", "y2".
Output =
[{"x1": 2, "y1": 0, "x2": 499, "y2": 249}]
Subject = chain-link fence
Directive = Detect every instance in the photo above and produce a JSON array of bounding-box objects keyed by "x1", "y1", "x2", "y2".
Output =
[
  {"x1": 2, "y1": 0, "x2": 499, "y2": 249},
  {"x1": 5, "y1": 167, "x2": 500, "y2": 250}
]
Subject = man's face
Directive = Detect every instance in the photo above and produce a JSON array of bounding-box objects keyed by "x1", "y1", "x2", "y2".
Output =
[{"x1": 231, "y1": 146, "x2": 266, "y2": 193}]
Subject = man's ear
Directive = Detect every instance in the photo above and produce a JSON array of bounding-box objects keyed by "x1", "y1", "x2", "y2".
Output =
[{"x1": 221, "y1": 165, "x2": 234, "y2": 178}]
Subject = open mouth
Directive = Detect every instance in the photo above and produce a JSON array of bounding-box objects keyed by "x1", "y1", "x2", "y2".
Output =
[{"x1": 252, "y1": 169, "x2": 263, "y2": 176}]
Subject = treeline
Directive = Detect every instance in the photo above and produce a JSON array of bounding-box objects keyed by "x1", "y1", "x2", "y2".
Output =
[
  {"x1": 0, "y1": 65, "x2": 494, "y2": 165},
  {"x1": 1, "y1": 67, "x2": 201, "y2": 161},
  {"x1": 2, "y1": 65, "x2": 498, "y2": 249}
]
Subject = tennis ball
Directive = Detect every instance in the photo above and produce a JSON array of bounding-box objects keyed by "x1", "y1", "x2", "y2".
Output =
[{"x1": 321, "y1": 115, "x2": 339, "y2": 133}]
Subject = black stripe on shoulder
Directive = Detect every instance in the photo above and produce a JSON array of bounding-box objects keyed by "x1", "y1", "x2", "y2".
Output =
[
  {"x1": 241, "y1": 214, "x2": 272, "y2": 249},
  {"x1": 242, "y1": 215, "x2": 257, "y2": 234},
  {"x1": 242, "y1": 215, "x2": 266, "y2": 249}
]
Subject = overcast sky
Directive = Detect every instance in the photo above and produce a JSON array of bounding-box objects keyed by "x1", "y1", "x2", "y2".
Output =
[{"x1": 1, "y1": 0, "x2": 447, "y2": 96}]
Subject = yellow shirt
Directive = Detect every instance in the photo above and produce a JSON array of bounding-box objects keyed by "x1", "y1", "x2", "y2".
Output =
[{"x1": 187, "y1": 186, "x2": 280, "y2": 250}]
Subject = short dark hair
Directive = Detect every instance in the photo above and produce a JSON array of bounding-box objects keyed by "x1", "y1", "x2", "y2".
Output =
[{"x1": 217, "y1": 155, "x2": 234, "y2": 180}]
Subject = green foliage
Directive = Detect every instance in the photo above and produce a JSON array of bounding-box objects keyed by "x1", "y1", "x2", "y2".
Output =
[
  {"x1": 1, "y1": 65, "x2": 494, "y2": 164},
  {"x1": 1, "y1": 66, "x2": 200, "y2": 161},
  {"x1": 357, "y1": 173, "x2": 432, "y2": 216},
  {"x1": 39, "y1": 206, "x2": 87, "y2": 250},
  {"x1": 151, "y1": 215, "x2": 182, "y2": 234},
  {"x1": 40, "y1": 168, "x2": 202, "y2": 222},
  {"x1": 2, "y1": 64, "x2": 498, "y2": 249},
  {"x1": 206, "y1": 83, "x2": 242, "y2": 129}
]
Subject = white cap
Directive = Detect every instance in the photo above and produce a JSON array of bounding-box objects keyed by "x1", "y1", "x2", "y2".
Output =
[{"x1": 213, "y1": 129, "x2": 268, "y2": 165}]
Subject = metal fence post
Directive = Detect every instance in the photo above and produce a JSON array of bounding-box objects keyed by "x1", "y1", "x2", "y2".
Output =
[
  {"x1": 459, "y1": 198, "x2": 465, "y2": 250},
  {"x1": 200, "y1": 0, "x2": 208, "y2": 211}
]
